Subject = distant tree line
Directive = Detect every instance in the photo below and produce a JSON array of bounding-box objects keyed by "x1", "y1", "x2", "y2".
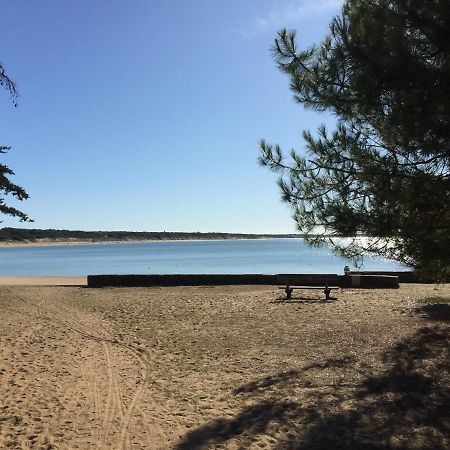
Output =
[{"x1": 0, "y1": 228, "x2": 299, "y2": 242}]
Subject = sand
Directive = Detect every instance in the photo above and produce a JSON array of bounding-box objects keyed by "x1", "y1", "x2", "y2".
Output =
[
  {"x1": 0, "y1": 276, "x2": 87, "y2": 286},
  {"x1": 0, "y1": 283, "x2": 448, "y2": 449},
  {"x1": 0, "y1": 238, "x2": 264, "y2": 248},
  {"x1": 0, "y1": 239, "x2": 113, "y2": 247}
]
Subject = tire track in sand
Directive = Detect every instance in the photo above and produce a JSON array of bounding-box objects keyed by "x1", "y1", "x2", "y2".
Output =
[
  {"x1": 98, "y1": 342, "x2": 116, "y2": 449},
  {"x1": 99, "y1": 342, "x2": 131, "y2": 450},
  {"x1": 117, "y1": 346, "x2": 150, "y2": 450},
  {"x1": 9, "y1": 289, "x2": 177, "y2": 449},
  {"x1": 80, "y1": 364, "x2": 101, "y2": 444},
  {"x1": 45, "y1": 300, "x2": 172, "y2": 448}
]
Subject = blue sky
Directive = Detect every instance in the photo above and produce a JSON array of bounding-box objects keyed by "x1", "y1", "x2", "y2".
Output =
[{"x1": 0, "y1": 0, "x2": 343, "y2": 233}]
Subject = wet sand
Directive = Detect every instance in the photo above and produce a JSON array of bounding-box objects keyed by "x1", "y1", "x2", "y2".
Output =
[{"x1": 0, "y1": 283, "x2": 448, "y2": 449}]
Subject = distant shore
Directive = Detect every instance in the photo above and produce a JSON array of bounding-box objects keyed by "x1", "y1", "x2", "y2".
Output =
[
  {"x1": 0, "y1": 228, "x2": 301, "y2": 247},
  {"x1": 0, "y1": 236, "x2": 298, "y2": 248}
]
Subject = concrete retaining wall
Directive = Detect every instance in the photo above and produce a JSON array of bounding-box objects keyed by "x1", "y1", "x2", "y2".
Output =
[
  {"x1": 87, "y1": 274, "x2": 279, "y2": 288},
  {"x1": 340, "y1": 274, "x2": 399, "y2": 289},
  {"x1": 349, "y1": 271, "x2": 416, "y2": 283},
  {"x1": 88, "y1": 273, "x2": 399, "y2": 289},
  {"x1": 278, "y1": 274, "x2": 339, "y2": 286}
]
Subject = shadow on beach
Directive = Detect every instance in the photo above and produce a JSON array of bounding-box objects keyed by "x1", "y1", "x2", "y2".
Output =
[
  {"x1": 271, "y1": 297, "x2": 339, "y2": 304},
  {"x1": 174, "y1": 323, "x2": 450, "y2": 449},
  {"x1": 415, "y1": 298, "x2": 450, "y2": 322}
]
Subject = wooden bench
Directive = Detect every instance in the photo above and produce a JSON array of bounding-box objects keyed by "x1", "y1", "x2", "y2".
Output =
[{"x1": 278, "y1": 274, "x2": 340, "y2": 300}]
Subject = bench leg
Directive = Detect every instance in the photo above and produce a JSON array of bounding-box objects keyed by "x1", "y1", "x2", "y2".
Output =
[
  {"x1": 324, "y1": 287, "x2": 331, "y2": 300},
  {"x1": 285, "y1": 286, "x2": 293, "y2": 300}
]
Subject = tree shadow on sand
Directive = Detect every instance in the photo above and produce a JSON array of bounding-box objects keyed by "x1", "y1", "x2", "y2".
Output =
[
  {"x1": 232, "y1": 357, "x2": 356, "y2": 396},
  {"x1": 174, "y1": 325, "x2": 450, "y2": 449},
  {"x1": 414, "y1": 299, "x2": 450, "y2": 322}
]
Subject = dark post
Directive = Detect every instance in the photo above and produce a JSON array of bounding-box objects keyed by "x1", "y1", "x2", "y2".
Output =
[{"x1": 285, "y1": 284, "x2": 293, "y2": 300}]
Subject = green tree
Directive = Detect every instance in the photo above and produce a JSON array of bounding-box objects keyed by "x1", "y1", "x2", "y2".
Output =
[
  {"x1": 259, "y1": 0, "x2": 450, "y2": 276},
  {"x1": 0, "y1": 63, "x2": 30, "y2": 222}
]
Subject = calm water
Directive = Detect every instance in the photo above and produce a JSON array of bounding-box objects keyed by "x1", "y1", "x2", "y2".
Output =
[{"x1": 0, "y1": 239, "x2": 408, "y2": 276}]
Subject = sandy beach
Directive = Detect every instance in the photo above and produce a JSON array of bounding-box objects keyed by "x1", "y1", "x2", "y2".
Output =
[
  {"x1": 0, "y1": 238, "x2": 276, "y2": 248},
  {"x1": 0, "y1": 282, "x2": 448, "y2": 449},
  {"x1": 0, "y1": 239, "x2": 172, "y2": 248},
  {"x1": 0, "y1": 276, "x2": 87, "y2": 286}
]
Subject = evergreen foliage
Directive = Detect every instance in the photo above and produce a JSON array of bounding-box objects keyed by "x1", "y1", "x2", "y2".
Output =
[
  {"x1": 0, "y1": 63, "x2": 30, "y2": 222},
  {"x1": 259, "y1": 0, "x2": 450, "y2": 276}
]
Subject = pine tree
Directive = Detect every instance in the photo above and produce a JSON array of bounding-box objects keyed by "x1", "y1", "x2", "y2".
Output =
[
  {"x1": 0, "y1": 63, "x2": 30, "y2": 222},
  {"x1": 259, "y1": 0, "x2": 450, "y2": 276}
]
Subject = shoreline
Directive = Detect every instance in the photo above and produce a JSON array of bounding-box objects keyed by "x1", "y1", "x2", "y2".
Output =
[
  {"x1": 0, "y1": 276, "x2": 87, "y2": 285},
  {"x1": 0, "y1": 236, "x2": 300, "y2": 248}
]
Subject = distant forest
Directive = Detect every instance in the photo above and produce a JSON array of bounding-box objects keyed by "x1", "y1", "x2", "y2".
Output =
[{"x1": 0, "y1": 228, "x2": 299, "y2": 243}]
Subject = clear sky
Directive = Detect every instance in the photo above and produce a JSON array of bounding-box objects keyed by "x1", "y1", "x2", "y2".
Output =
[{"x1": 0, "y1": 0, "x2": 343, "y2": 233}]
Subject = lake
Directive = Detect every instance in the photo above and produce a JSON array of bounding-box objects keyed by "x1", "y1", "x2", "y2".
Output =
[{"x1": 0, "y1": 238, "x2": 408, "y2": 276}]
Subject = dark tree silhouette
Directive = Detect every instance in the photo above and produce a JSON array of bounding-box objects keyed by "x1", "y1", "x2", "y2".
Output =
[
  {"x1": 0, "y1": 63, "x2": 30, "y2": 222},
  {"x1": 259, "y1": 0, "x2": 450, "y2": 277}
]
